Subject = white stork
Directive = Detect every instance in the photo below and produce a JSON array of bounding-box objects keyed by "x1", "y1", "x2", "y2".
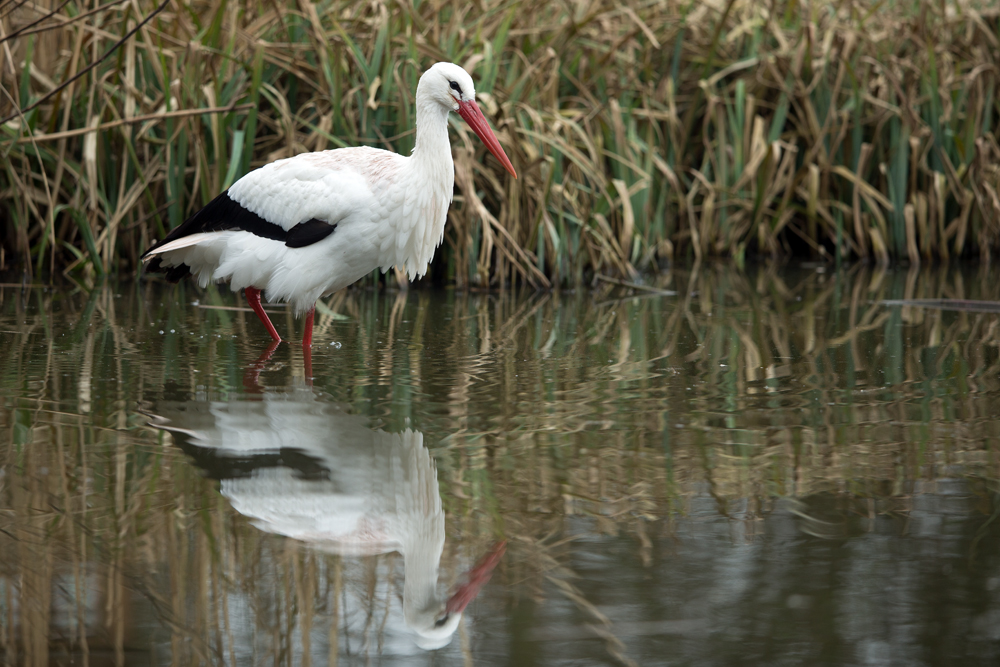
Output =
[{"x1": 142, "y1": 62, "x2": 516, "y2": 348}]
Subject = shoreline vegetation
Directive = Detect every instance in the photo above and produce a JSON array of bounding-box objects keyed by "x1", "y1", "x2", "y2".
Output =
[{"x1": 1, "y1": 0, "x2": 999, "y2": 287}]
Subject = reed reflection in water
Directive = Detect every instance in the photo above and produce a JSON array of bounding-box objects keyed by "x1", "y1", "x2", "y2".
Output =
[{"x1": 0, "y1": 263, "x2": 999, "y2": 666}]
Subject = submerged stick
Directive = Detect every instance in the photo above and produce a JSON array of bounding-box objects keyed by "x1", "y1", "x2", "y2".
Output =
[{"x1": 881, "y1": 299, "x2": 1000, "y2": 313}]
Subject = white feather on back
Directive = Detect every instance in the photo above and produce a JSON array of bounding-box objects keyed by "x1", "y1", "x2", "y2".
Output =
[{"x1": 227, "y1": 146, "x2": 404, "y2": 230}]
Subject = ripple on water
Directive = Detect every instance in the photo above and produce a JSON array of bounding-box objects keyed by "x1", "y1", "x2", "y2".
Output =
[{"x1": 0, "y1": 266, "x2": 998, "y2": 664}]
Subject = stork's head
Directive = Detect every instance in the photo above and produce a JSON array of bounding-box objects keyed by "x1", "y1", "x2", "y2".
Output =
[
  {"x1": 405, "y1": 540, "x2": 507, "y2": 650},
  {"x1": 418, "y1": 62, "x2": 517, "y2": 178},
  {"x1": 423, "y1": 62, "x2": 478, "y2": 111},
  {"x1": 410, "y1": 605, "x2": 464, "y2": 651}
]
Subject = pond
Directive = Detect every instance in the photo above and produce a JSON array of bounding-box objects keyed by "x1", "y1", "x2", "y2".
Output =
[{"x1": 1, "y1": 264, "x2": 999, "y2": 666}]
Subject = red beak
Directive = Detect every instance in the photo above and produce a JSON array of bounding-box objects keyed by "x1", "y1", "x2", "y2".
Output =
[
  {"x1": 444, "y1": 540, "x2": 507, "y2": 614},
  {"x1": 457, "y1": 100, "x2": 517, "y2": 179}
]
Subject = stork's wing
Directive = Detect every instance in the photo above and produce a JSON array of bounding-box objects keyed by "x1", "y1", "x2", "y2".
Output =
[{"x1": 142, "y1": 146, "x2": 404, "y2": 260}]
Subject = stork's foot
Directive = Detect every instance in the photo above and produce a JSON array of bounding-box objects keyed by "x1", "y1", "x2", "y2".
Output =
[{"x1": 245, "y1": 286, "x2": 281, "y2": 341}]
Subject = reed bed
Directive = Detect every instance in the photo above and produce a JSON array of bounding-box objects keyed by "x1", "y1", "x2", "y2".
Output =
[
  {"x1": 1, "y1": 0, "x2": 999, "y2": 285},
  {"x1": 1, "y1": 266, "x2": 1000, "y2": 662}
]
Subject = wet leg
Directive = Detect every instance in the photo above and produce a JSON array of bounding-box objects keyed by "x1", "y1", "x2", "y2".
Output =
[
  {"x1": 302, "y1": 307, "x2": 315, "y2": 348},
  {"x1": 302, "y1": 307, "x2": 315, "y2": 382},
  {"x1": 245, "y1": 286, "x2": 281, "y2": 341},
  {"x1": 243, "y1": 339, "x2": 280, "y2": 392}
]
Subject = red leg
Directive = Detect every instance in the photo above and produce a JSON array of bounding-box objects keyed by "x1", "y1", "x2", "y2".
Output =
[
  {"x1": 245, "y1": 286, "x2": 281, "y2": 341},
  {"x1": 302, "y1": 306, "x2": 315, "y2": 348},
  {"x1": 303, "y1": 344, "x2": 313, "y2": 384}
]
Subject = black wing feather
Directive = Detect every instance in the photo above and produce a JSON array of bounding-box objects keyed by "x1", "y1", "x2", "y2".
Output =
[
  {"x1": 142, "y1": 191, "x2": 285, "y2": 260},
  {"x1": 143, "y1": 192, "x2": 339, "y2": 279},
  {"x1": 146, "y1": 256, "x2": 192, "y2": 282},
  {"x1": 285, "y1": 218, "x2": 338, "y2": 248}
]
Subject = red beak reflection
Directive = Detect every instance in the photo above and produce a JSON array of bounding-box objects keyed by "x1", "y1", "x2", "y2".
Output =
[{"x1": 444, "y1": 540, "x2": 508, "y2": 614}]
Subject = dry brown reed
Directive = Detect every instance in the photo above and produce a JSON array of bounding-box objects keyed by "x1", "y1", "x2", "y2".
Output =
[{"x1": 1, "y1": 0, "x2": 999, "y2": 285}]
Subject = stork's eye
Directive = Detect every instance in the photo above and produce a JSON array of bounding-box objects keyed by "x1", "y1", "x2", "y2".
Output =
[
  {"x1": 434, "y1": 613, "x2": 451, "y2": 628},
  {"x1": 449, "y1": 81, "x2": 462, "y2": 95}
]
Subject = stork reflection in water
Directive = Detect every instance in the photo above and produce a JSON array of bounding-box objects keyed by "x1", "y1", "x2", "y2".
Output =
[{"x1": 148, "y1": 386, "x2": 504, "y2": 650}]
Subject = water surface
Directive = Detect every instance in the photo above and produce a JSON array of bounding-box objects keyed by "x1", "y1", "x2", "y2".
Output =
[{"x1": 1, "y1": 264, "x2": 999, "y2": 666}]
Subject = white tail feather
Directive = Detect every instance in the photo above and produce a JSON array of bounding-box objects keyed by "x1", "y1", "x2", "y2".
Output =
[{"x1": 143, "y1": 232, "x2": 218, "y2": 259}]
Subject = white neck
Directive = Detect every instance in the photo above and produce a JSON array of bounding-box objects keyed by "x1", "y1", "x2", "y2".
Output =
[
  {"x1": 390, "y1": 79, "x2": 455, "y2": 280},
  {"x1": 411, "y1": 88, "x2": 454, "y2": 173},
  {"x1": 400, "y1": 515, "x2": 447, "y2": 628}
]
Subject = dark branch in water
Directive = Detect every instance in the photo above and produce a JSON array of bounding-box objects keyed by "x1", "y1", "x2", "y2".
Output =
[{"x1": 881, "y1": 299, "x2": 1000, "y2": 313}]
